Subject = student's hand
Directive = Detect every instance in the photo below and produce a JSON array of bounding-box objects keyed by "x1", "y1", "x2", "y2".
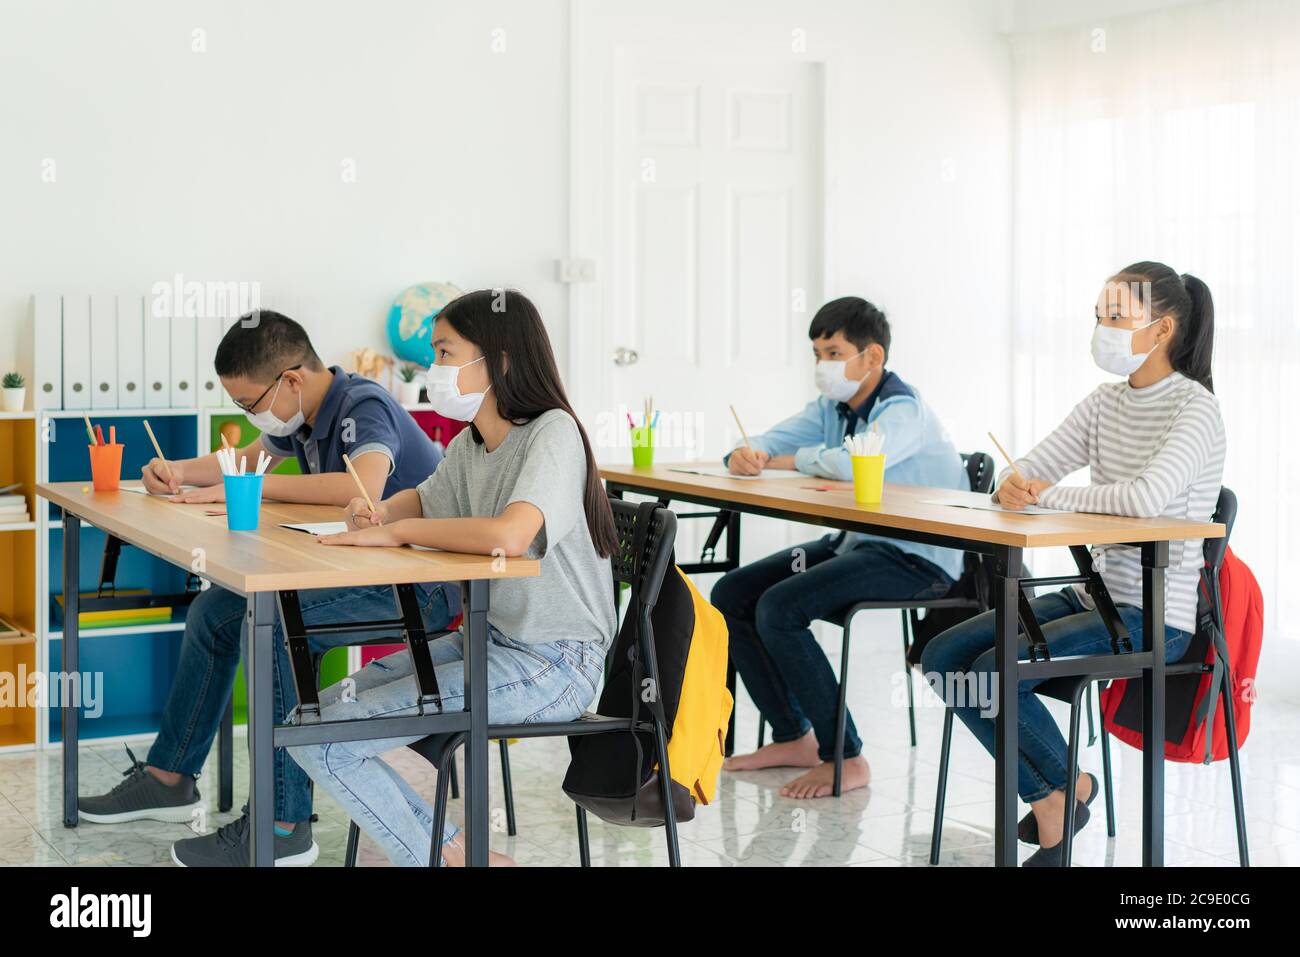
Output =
[
  {"x1": 996, "y1": 475, "x2": 1052, "y2": 510},
  {"x1": 317, "y1": 524, "x2": 402, "y2": 548},
  {"x1": 168, "y1": 484, "x2": 225, "y2": 504},
  {"x1": 729, "y1": 447, "x2": 770, "y2": 476},
  {"x1": 142, "y1": 458, "x2": 183, "y2": 495},
  {"x1": 345, "y1": 496, "x2": 388, "y2": 530}
]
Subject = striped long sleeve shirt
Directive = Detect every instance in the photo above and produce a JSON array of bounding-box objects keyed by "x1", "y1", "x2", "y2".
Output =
[{"x1": 1003, "y1": 372, "x2": 1225, "y2": 634}]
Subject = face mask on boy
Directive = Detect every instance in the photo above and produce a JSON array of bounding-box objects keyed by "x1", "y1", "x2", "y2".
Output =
[
  {"x1": 1091, "y1": 319, "x2": 1158, "y2": 377},
  {"x1": 814, "y1": 349, "x2": 870, "y2": 403},
  {"x1": 245, "y1": 376, "x2": 305, "y2": 437}
]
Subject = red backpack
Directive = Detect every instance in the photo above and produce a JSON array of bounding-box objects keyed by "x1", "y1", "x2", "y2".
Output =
[{"x1": 1100, "y1": 546, "x2": 1263, "y2": 763}]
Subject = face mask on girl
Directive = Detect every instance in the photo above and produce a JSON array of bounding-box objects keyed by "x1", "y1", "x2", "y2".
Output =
[
  {"x1": 1091, "y1": 319, "x2": 1158, "y2": 377},
  {"x1": 814, "y1": 349, "x2": 871, "y2": 403},
  {"x1": 245, "y1": 376, "x2": 304, "y2": 437},
  {"x1": 425, "y1": 355, "x2": 491, "y2": 421}
]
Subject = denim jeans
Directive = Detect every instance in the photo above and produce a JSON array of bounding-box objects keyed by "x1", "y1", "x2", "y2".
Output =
[
  {"x1": 288, "y1": 625, "x2": 605, "y2": 866},
  {"x1": 711, "y1": 538, "x2": 954, "y2": 763},
  {"x1": 147, "y1": 581, "x2": 457, "y2": 822},
  {"x1": 919, "y1": 587, "x2": 1190, "y2": 802}
]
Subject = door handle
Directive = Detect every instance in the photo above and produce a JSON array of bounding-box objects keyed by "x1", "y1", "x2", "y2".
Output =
[{"x1": 612, "y1": 346, "x2": 639, "y2": 367}]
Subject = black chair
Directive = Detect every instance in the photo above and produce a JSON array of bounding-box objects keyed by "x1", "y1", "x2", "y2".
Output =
[
  {"x1": 753, "y1": 451, "x2": 996, "y2": 796},
  {"x1": 342, "y1": 498, "x2": 684, "y2": 867},
  {"x1": 928, "y1": 487, "x2": 1249, "y2": 867}
]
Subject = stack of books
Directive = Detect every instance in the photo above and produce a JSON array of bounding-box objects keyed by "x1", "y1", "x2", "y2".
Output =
[
  {"x1": 0, "y1": 493, "x2": 29, "y2": 525},
  {"x1": 55, "y1": 589, "x2": 173, "y2": 630}
]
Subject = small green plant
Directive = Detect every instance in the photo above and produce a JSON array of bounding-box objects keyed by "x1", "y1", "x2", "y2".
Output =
[
  {"x1": 398, "y1": 364, "x2": 420, "y2": 383},
  {"x1": 2, "y1": 372, "x2": 24, "y2": 389}
]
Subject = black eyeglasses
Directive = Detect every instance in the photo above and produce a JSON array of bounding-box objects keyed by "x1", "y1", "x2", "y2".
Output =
[{"x1": 233, "y1": 364, "x2": 303, "y2": 414}]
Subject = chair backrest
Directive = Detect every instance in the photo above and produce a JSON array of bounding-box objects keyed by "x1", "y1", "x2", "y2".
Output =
[
  {"x1": 608, "y1": 498, "x2": 678, "y2": 610},
  {"x1": 1204, "y1": 487, "x2": 1236, "y2": 572},
  {"x1": 962, "y1": 451, "x2": 996, "y2": 495}
]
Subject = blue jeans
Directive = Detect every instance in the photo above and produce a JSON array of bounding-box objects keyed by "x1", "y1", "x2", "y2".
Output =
[
  {"x1": 147, "y1": 581, "x2": 457, "y2": 822},
  {"x1": 288, "y1": 625, "x2": 605, "y2": 866},
  {"x1": 711, "y1": 538, "x2": 954, "y2": 763},
  {"x1": 919, "y1": 587, "x2": 1190, "y2": 802}
]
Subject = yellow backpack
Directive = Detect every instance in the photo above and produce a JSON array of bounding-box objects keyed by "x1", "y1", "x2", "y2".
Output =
[{"x1": 563, "y1": 504, "x2": 733, "y2": 825}]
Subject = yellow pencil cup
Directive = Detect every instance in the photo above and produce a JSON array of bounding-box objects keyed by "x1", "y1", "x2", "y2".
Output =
[{"x1": 851, "y1": 454, "x2": 886, "y2": 504}]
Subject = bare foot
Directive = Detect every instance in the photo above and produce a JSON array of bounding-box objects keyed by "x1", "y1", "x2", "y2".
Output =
[
  {"x1": 723, "y1": 730, "x2": 820, "y2": 771},
  {"x1": 778, "y1": 756, "x2": 871, "y2": 799},
  {"x1": 438, "y1": 835, "x2": 516, "y2": 867}
]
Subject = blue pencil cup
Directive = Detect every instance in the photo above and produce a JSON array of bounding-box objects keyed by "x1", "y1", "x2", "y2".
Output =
[{"x1": 223, "y1": 474, "x2": 264, "y2": 531}]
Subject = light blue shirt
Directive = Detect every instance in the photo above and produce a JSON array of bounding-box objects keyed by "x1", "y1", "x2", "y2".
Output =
[{"x1": 723, "y1": 371, "x2": 968, "y2": 581}]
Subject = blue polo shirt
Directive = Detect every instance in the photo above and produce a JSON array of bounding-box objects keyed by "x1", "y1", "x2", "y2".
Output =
[{"x1": 260, "y1": 366, "x2": 441, "y2": 498}]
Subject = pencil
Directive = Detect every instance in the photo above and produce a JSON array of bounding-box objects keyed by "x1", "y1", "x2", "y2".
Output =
[
  {"x1": 986, "y1": 432, "x2": 1025, "y2": 481},
  {"x1": 730, "y1": 405, "x2": 753, "y2": 451},
  {"x1": 82, "y1": 413, "x2": 97, "y2": 446},
  {"x1": 142, "y1": 419, "x2": 174, "y2": 482},
  {"x1": 340, "y1": 453, "x2": 377, "y2": 512}
]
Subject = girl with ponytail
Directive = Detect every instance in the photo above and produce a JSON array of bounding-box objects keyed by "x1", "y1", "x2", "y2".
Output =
[
  {"x1": 921, "y1": 261, "x2": 1226, "y2": 866},
  {"x1": 289, "y1": 289, "x2": 617, "y2": 867}
]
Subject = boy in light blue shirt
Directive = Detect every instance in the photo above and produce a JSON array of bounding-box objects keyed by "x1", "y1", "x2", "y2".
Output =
[{"x1": 714, "y1": 296, "x2": 968, "y2": 799}]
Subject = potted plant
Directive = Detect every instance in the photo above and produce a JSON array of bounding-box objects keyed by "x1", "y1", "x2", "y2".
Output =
[
  {"x1": 396, "y1": 364, "x2": 424, "y2": 406},
  {"x1": 2, "y1": 372, "x2": 25, "y2": 412}
]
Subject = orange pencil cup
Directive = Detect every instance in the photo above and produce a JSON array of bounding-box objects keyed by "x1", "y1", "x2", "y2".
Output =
[
  {"x1": 850, "y1": 454, "x2": 886, "y2": 504},
  {"x1": 88, "y1": 443, "x2": 125, "y2": 492}
]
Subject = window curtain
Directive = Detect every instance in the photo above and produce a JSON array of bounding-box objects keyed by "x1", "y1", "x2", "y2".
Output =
[{"x1": 1010, "y1": 0, "x2": 1300, "y2": 643}]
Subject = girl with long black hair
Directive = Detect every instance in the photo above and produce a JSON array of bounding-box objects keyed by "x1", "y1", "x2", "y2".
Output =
[{"x1": 289, "y1": 289, "x2": 617, "y2": 867}]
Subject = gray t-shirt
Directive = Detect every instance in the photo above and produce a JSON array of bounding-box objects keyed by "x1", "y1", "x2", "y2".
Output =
[{"x1": 416, "y1": 409, "x2": 616, "y2": 649}]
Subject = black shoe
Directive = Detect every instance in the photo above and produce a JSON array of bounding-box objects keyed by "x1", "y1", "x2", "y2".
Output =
[
  {"x1": 78, "y1": 746, "x2": 201, "y2": 824},
  {"x1": 170, "y1": 813, "x2": 318, "y2": 867},
  {"x1": 1023, "y1": 802, "x2": 1091, "y2": 867},
  {"x1": 1019, "y1": 772, "x2": 1099, "y2": 844}
]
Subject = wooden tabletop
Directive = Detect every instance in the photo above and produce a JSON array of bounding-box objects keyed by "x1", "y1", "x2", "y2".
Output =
[
  {"x1": 38, "y1": 482, "x2": 540, "y2": 594},
  {"x1": 599, "y1": 464, "x2": 1225, "y2": 550}
]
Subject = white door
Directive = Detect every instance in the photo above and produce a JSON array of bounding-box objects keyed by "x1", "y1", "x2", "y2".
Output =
[{"x1": 572, "y1": 52, "x2": 825, "y2": 467}]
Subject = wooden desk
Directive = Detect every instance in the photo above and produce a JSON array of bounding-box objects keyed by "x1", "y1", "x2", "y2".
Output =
[
  {"x1": 37, "y1": 482, "x2": 538, "y2": 867},
  {"x1": 601, "y1": 464, "x2": 1225, "y2": 867}
]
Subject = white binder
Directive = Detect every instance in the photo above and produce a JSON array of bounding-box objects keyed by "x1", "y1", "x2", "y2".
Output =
[
  {"x1": 116, "y1": 295, "x2": 145, "y2": 409},
  {"x1": 90, "y1": 294, "x2": 118, "y2": 409},
  {"x1": 195, "y1": 316, "x2": 224, "y2": 408},
  {"x1": 170, "y1": 315, "x2": 197, "y2": 408},
  {"x1": 32, "y1": 295, "x2": 62, "y2": 410},
  {"x1": 143, "y1": 305, "x2": 171, "y2": 409},
  {"x1": 61, "y1": 295, "x2": 91, "y2": 410}
]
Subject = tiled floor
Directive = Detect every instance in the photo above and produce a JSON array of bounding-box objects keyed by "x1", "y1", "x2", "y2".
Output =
[{"x1": 2, "y1": 624, "x2": 1298, "y2": 867}]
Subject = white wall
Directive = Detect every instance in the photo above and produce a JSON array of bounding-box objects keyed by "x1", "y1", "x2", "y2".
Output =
[
  {"x1": 1, "y1": 0, "x2": 1013, "y2": 453},
  {"x1": 0, "y1": 0, "x2": 571, "y2": 379}
]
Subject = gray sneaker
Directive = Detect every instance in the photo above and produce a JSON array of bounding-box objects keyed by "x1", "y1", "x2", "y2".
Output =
[
  {"x1": 170, "y1": 813, "x2": 319, "y2": 867},
  {"x1": 78, "y1": 746, "x2": 202, "y2": 824}
]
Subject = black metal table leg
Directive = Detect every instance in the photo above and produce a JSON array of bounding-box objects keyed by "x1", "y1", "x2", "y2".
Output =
[
  {"x1": 464, "y1": 578, "x2": 490, "y2": 867},
  {"x1": 1142, "y1": 540, "x2": 1168, "y2": 866},
  {"x1": 62, "y1": 513, "x2": 80, "y2": 828},
  {"x1": 994, "y1": 545, "x2": 1023, "y2": 866},
  {"x1": 247, "y1": 592, "x2": 276, "y2": 867}
]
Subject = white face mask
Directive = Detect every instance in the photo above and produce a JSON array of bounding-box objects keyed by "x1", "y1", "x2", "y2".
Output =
[
  {"x1": 1091, "y1": 320, "x2": 1158, "y2": 377},
  {"x1": 245, "y1": 376, "x2": 304, "y2": 437},
  {"x1": 814, "y1": 349, "x2": 870, "y2": 403},
  {"x1": 425, "y1": 355, "x2": 491, "y2": 421}
]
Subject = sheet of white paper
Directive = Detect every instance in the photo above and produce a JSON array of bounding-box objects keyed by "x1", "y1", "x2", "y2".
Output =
[
  {"x1": 281, "y1": 522, "x2": 349, "y2": 536},
  {"x1": 669, "y1": 466, "x2": 805, "y2": 481},
  {"x1": 919, "y1": 492, "x2": 1069, "y2": 515},
  {"x1": 119, "y1": 483, "x2": 198, "y2": 495}
]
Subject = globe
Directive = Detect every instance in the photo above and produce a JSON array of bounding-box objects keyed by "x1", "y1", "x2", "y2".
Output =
[{"x1": 386, "y1": 282, "x2": 463, "y2": 367}]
